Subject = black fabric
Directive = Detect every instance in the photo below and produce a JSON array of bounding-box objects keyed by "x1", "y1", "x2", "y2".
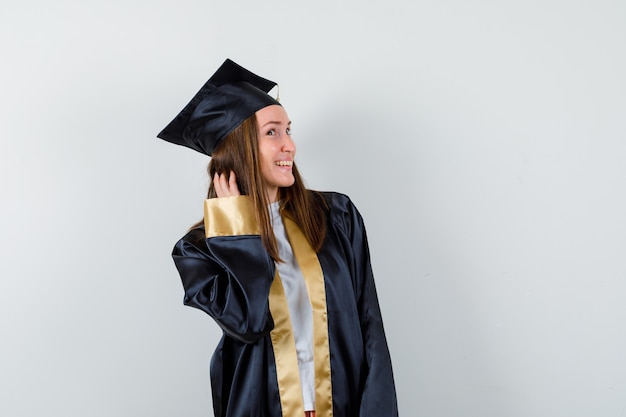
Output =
[
  {"x1": 157, "y1": 59, "x2": 280, "y2": 156},
  {"x1": 172, "y1": 192, "x2": 398, "y2": 417}
]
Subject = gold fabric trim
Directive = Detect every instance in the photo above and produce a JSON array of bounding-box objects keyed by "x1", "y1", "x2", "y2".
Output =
[
  {"x1": 204, "y1": 196, "x2": 259, "y2": 238},
  {"x1": 284, "y1": 217, "x2": 333, "y2": 417},
  {"x1": 269, "y1": 270, "x2": 305, "y2": 416}
]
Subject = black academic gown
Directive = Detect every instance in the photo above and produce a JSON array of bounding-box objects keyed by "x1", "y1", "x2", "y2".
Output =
[{"x1": 172, "y1": 192, "x2": 398, "y2": 417}]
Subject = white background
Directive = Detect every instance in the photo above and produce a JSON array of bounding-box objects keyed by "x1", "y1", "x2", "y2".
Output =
[{"x1": 2, "y1": 1, "x2": 625, "y2": 416}]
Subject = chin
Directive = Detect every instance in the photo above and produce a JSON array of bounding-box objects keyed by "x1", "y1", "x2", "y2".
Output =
[{"x1": 278, "y1": 175, "x2": 295, "y2": 187}]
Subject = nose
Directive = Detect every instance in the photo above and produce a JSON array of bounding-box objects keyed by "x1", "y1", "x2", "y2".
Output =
[{"x1": 281, "y1": 134, "x2": 296, "y2": 154}]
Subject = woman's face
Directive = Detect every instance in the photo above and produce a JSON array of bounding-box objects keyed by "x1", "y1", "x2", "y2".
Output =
[{"x1": 256, "y1": 105, "x2": 296, "y2": 202}]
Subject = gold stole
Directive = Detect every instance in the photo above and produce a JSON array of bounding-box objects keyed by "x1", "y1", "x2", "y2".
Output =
[{"x1": 269, "y1": 217, "x2": 333, "y2": 417}]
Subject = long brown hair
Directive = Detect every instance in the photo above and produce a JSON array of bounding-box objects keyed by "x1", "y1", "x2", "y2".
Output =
[{"x1": 191, "y1": 113, "x2": 327, "y2": 262}]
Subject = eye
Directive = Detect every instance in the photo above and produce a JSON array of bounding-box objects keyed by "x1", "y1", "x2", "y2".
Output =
[
  {"x1": 286, "y1": 127, "x2": 292, "y2": 135},
  {"x1": 266, "y1": 129, "x2": 276, "y2": 136}
]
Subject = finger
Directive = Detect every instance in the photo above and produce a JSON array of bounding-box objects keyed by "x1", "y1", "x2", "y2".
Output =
[
  {"x1": 214, "y1": 173, "x2": 226, "y2": 197},
  {"x1": 228, "y1": 171, "x2": 240, "y2": 196}
]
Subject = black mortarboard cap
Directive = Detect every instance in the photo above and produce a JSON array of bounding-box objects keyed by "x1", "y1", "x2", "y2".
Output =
[{"x1": 157, "y1": 59, "x2": 280, "y2": 156}]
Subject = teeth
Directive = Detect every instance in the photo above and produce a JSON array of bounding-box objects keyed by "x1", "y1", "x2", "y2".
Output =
[{"x1": 275, "y1": 160, "x2": 293, "y2": 166}]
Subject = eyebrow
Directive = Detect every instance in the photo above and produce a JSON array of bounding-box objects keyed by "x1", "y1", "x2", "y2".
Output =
[{"x1": 261, "y1": 120, "x2": 292, "y2": 128}]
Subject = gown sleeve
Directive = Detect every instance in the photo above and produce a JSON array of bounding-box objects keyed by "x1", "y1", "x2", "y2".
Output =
[
  {"x1": 171, "y1": 196, "x2": 275, "y2": 344},
  {"x1": 340, "y1": 196, "x2": 399, "y2": 416}
]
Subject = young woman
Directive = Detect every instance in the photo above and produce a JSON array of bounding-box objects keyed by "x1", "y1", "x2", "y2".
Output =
[{"x1": 158, "y1": 59, "x2": 398, "y2": 417}]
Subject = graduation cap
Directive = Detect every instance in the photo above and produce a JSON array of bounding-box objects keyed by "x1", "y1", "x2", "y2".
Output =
[{"x1": 157, "y1": 59, "x2": 280, "y2": 156}]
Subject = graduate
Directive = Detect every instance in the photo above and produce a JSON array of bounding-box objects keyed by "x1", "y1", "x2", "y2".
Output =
[{"x1": 158, "y1": 59, "x2": 398, "y2": 417}]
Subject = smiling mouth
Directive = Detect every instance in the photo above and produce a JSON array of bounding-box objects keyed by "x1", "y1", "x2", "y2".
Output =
[{"x1": 275, "y1": 160, "x2": 293, "y2": 167}]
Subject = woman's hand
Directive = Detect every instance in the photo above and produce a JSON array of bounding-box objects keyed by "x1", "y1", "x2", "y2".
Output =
[{"x1": 214, "y1": 171, "x2": 241, "y2": 198}]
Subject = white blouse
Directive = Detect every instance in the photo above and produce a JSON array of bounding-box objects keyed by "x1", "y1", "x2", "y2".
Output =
[{"x1": 270, "y1": 202, "x2": 315, "y2": 411}]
